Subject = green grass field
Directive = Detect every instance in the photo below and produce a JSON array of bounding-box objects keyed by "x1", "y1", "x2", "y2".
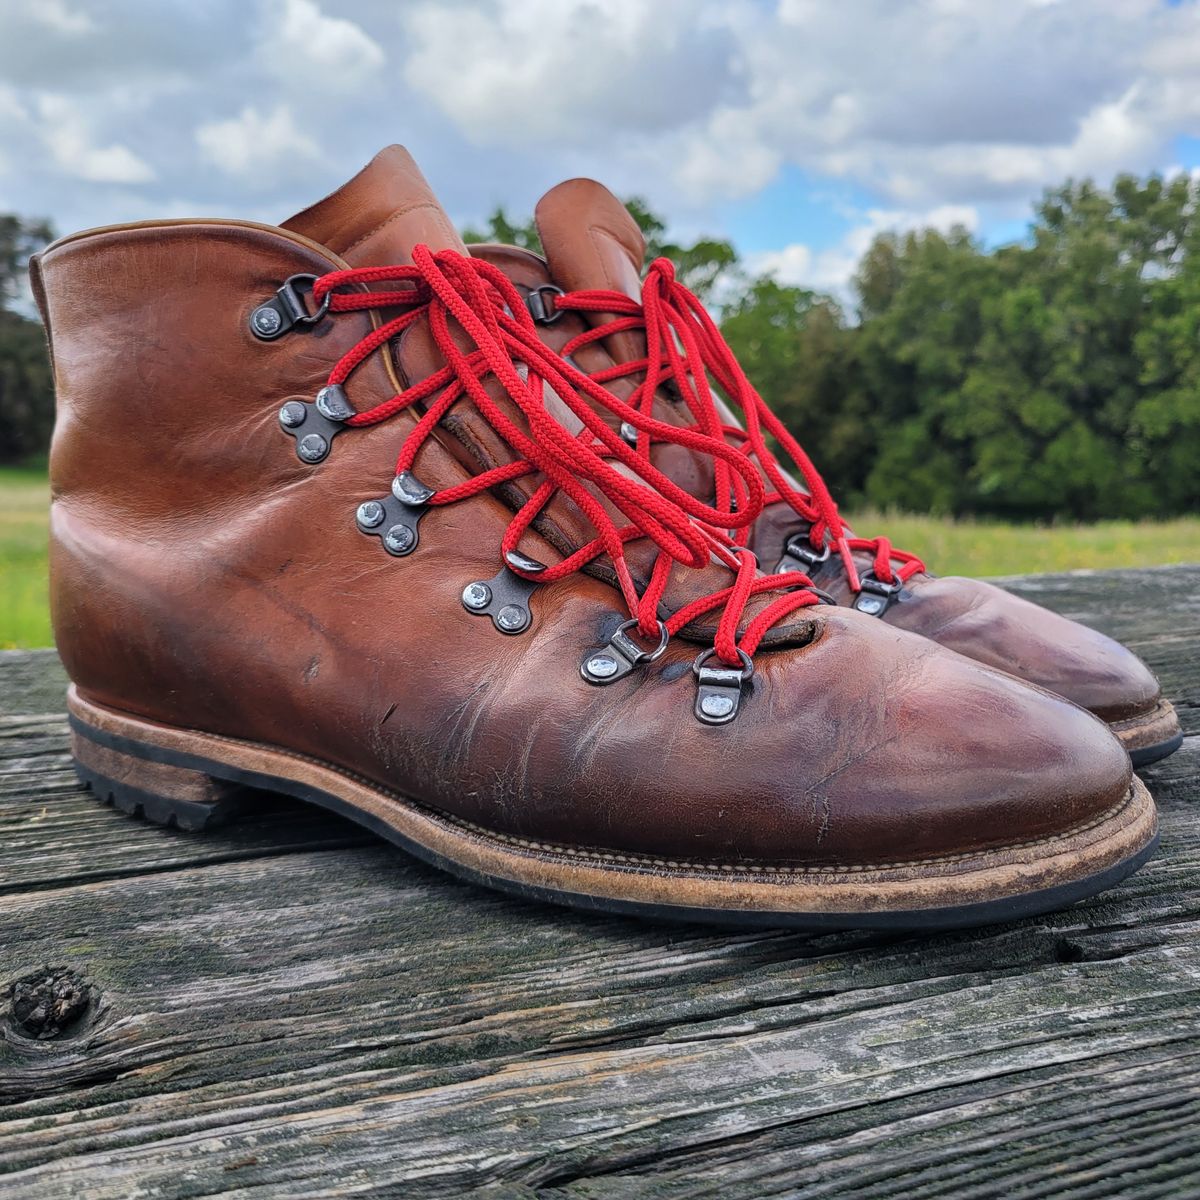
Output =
[
  {"x1": 1, "y1": 467, "x2": 1197, "y2": 649},
  {"x1": 1, "y1": 467, "x2": 51, "y2": 650}
]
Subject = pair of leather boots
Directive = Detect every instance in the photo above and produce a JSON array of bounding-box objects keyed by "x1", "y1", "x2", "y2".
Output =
[{"x1": 33, "y1": 146, "x2": 1179, "y2": 930}]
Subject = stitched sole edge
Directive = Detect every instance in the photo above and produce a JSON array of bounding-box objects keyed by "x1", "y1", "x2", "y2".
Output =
[{"x1": 1111, "y1": 699, "x2": 1184, "y2": 767}]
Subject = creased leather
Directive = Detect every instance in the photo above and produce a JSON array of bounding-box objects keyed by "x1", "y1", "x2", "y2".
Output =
[{"x1": 284, "y1": 150, "x2": 813, "y2": 647}]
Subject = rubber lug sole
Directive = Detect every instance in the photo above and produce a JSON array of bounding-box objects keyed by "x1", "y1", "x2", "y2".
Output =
[{"x1": 1129, "y1": 733, "x2": 1185, "y2": 769}]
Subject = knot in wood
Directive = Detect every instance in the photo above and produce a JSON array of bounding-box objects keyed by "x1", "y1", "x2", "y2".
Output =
[{"x1": 9, "y1": 967, "x2": 93, "y2": 1040}]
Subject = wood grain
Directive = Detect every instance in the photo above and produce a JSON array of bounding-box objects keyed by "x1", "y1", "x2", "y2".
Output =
[{"x1": 0, "y1": 564, "x2": 1197, "y2": 1198}]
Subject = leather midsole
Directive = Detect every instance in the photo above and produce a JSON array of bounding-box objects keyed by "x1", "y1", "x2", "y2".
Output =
[{"x1": 1111, "y1": 699, "x2": 1182, "y2": 752}]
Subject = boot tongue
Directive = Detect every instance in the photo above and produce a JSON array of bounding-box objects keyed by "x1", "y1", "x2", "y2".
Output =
[
  {"x1": 534, "y1": 178, "x2": 729, "y2": 506},
  {"x1": 282, "y1": 145, "x2": 465, "y2": 264},
  {"x1": 534, "y1": 178, "x2": 649, "y2": 366}
]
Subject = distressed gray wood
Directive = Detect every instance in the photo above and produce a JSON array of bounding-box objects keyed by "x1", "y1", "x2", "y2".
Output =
[{"x1": 0, "y1": 564, "x2": 1197, "y2": 1199}]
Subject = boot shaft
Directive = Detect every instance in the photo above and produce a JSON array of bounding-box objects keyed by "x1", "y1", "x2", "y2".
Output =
[{"x1": 35, "y1": 219, "x2": 402, "y2": 520}]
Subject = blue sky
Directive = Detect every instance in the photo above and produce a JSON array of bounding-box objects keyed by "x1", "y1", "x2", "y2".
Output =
[{"x1": 2, "y1": 0, "x2": 1199, "y2": 304}]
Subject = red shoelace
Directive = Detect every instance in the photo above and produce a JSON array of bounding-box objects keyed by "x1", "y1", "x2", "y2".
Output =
[
  {"x1": 308, "y1": 246, "x2": 822, "y2": 666},
  {"x1": 554, "y1": 259, "x2": 926, "y2": 594}
]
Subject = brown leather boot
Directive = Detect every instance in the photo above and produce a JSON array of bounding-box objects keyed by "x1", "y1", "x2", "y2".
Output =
[
  {"x1": 31, "y1": 147, "x2": 1156, "y2": 929},
  {"x1": 486, "y1": 177, "x2": 1181, "y2": 768}
]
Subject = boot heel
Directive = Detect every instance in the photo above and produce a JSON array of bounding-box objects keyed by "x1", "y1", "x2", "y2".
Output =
[{"x1": 70, "y1": 725, "x2": 249, "y2": 832}]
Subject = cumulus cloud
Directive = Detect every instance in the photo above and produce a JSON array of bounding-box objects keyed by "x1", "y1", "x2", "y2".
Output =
[
  {"x1": 750, "y1": 204, "x2": 980, "y2": 302},
  {"x1": 257, "y1": 0, "x2": 384, "y2": 88},
  {"x1": 36, "y1": 94, "x2": 156, "y2": 184},
  {"x1": 0, "y1": 0, "x2": 241, "y2": 89},
  {"x1": 381, "y1": 0, "x2": 1200, "y2": 228},
  {"x1": 28, "y1": 1, "x2": 95, "y2": 36},
  {"x1": 196, "y1": 104, "x2": 320, "y2": 183},
  {"x1": 3, "y1": 0, "x2": 1200, "y2": 270},
  {"x1": 650, "y1": 0, "x2": 1185, "y2": 206},
  {"x1": 399, "y1": 0, "x2": 741, "y2": 144}
]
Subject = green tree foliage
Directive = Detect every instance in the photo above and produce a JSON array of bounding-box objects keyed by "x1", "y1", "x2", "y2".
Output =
[
  {"x1": 730, "y1": 174, "x2": 1200, "y2": 520},
  {"x1": 462, "y1": 206, "x2": 543, "y2": 253},
  {"x1": 460, "y1": 176, "x2": 1198, "y2": 520},
  {"x1": 5, "y1": 175, "x2": 1198, "y2": 518},
  {"x1": 0, "y1": 216, "x2": 55, "y2": 464},
  {"x1": 720, "y1": 279, "x2": 874, "y2": 495}
]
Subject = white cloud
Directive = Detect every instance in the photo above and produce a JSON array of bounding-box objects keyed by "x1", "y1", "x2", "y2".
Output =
[
  {"x1": 196, "y1": 104, "x2": 320, "y2": 183},
  {"x1": 751, "y1": 204, "x2": 980, "y2": 302},
  {"x1": 5, "y1": 0, "x2": 1200, "y2": 265},
  {"x1": 0, "y1": 83, "x2": 24, "y2": 123},
  {"x1": 399, "y1": 0, "x2": 740, "y2": 144},
  {"x1": 869, "y1": 84, "x2": 1161, "y2": 205},
  {"x1": 750, "y1": 243, "x2": 813, "y2": 285},
  {"x1": 0, "y1": 1, "x2": 242, "y2": 88},
  {"x1": 653, "y1": 0, "x2": 1188, "y2": 207},
  {"x1": 257, "y1": 0, "x2": 384, "y2": 88},
  {"x1": 393, "y1": 0, "x2": 1195, "y2": 211},
  {"x1": 36, "y1": 94, "x2": 155, "y2": 184},
  {"x1": 28, "y1": 1, "x2": 95, "y2": 36}
]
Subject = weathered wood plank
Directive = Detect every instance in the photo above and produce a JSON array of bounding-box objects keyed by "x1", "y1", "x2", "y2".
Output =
[
  {"x1": 0, "y1": 565, "x2": 1196, "y2": 1198},
  {"x1": 0, "y1": 815, "x2": 1196, "y2": 1197},
  {"x1": 0, "y1": 710, "x2": 372, "y2": 892},
  {"x1": 0, "y1": 652, "x2": 68, "y2": 720}
]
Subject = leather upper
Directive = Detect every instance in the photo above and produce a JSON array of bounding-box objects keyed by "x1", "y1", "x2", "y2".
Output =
[{"x1": 33, "y1": 147, "x2": 1136, "y2": 869}]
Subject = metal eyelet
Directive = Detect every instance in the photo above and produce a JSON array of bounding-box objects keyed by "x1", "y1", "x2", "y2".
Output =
[
  {"x1": 619, "y1": 422, "x2": 642, "y2": 448},
  {"x1": 504, "y1": 550, "x2": 548, "y2": 575},
  {"x1": 315, "y1": 384, "x2": 355, "y2": 422},
  {"x1": 775, "y1": 532, "x2": 831, "y2": 575},
  {"x1": 580, "y1": 619, "x2": 670, "y2": 685},
  {"x1": 250, "y1": 274, "x2": 333, "y2": 341},
  {"x1": 526, "y1": 284, "x2": 565, "y2": 325},
  {"x1": 392, "y1": 471, "x2": 436, "y2": 507},
  {"x1": 852, "y1": 571, "x2": 905, "y2": 617},
  {"x1": 278, "y1": 398, "x2": 347, "y2": 463},
  {"x1": 692, "y1": 648, "x2": 754, "y2": 726},
  {"x1": 462, "y1": 565, "x2": 541, "y2": 635},
  {"x1": 356, "y1": 473, "x2": 436, "y2": 557}
]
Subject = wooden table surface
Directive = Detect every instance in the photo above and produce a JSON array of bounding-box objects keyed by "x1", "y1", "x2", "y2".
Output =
[{"x1": 1, "y1": 564, "x2": 1197, "y2": 1199}]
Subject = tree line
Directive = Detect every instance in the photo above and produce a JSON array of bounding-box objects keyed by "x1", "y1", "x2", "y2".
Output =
[
  {"x1": 4, "y1": 174, "x2": 1197, "y2": 521},
  {"x1": 721, "y1": 176, "x2": 1199, "y2": 521},
  {"x1": 0, "y1": 216, "x2": 54, "y2": 464}
]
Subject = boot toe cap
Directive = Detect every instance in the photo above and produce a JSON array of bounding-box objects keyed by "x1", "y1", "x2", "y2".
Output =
[
  {"x1": 497, "y1": 612, "x2": 1137, "y2": 872},
  {"x1": 891, "y1": 576, "x2": 1163, "y2": 723},
  {"x1": 756, "y1": 616, "x2": 1136, "y2": 868}
]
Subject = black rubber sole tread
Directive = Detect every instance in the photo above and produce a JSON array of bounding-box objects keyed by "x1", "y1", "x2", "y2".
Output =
[
  {"x1": 72, "y1": 760, "x2": 247, "y2": 832},
  {"x1": 1129, "y1": 732, "x2": 1185, "y2": 769}
]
